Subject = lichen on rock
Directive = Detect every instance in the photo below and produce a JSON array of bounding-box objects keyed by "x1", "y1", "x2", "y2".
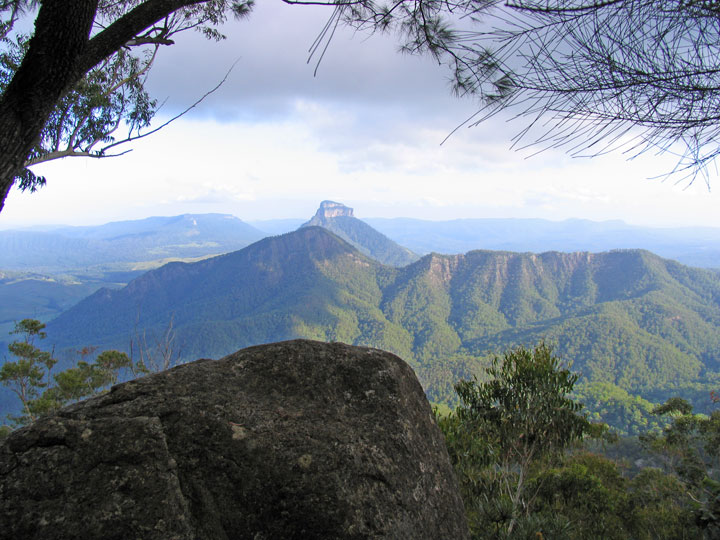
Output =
[{"x1": 0, "y1": 339, "x2": 469, "y2": 540}]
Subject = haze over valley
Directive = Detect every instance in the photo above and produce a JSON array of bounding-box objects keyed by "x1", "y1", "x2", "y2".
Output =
[
  {"x1": 3, "y1": 201, "x2": 720, "y2": 435},
  {"x1": 5, "y1": 200, "x2": 720, "y2": 339}
]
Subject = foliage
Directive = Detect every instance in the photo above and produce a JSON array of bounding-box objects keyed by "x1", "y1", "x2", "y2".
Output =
[
  {"x1": 440, "y1": 343, "x2": 592, "y2": 536},
  {"x1": 0, "y1": 319, "x2": 56, "y2": 425},
  {"x1": 0, "y1": 0, "x2": 254, "y2": 208},
  {"x1": 0, "y1": 319, "x2": 144, "y2": 430},
  {"x1": 573, "y1": 382, "x2": 667, "y2": 436},
  {"x1": 529, "y1": 452, "x2": 633, "y2": 539},
  {"x1": 628, "y1": 467, "x2": 700, "y2": 539},
  {"x1": 0, "y1": 32, "x2": 156, "y2": 185},
  {"x1": 641, "y1": 397, "x2": 720, "y2": 537},
  {"x1": 437, "y1": 344, "x2": 714, "y2": 538},
  {"x1": 2, "y1": 0, "x2": 716, "y2": 215},
  {"x1": 314, "y1": 0, "x2": 720, "y2": 183}
]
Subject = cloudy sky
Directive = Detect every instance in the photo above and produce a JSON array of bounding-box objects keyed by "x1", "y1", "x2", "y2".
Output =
[{"x1": 1, "y1": 1, "x2": 719, "y2": 228}]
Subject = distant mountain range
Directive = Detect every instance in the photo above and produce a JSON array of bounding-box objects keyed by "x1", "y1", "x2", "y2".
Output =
[
  {"x1": 363, "y1": 217, "x2": 720, "y2": 269},
  {"x1": 0, "y1": 204, "x2": 417, "y2": 335},
  {"x1": 0, "y1": 213, "x2": 265, "y2": 274},
  {"x1": 249, "y1": 215, "x2": 720, "y2": 269},
  {"x1": 0, "y1": 214, "x2": 267, "y2": 336},
  {"x1": 4, "y1": 204, "x2": 720, "y2": 431},
  {"x1": 4, "y1": 207, "x2": 720, "y2": 276},
  {"x1": 40, "y1": 227, "x2": 720, "y2": 427}
]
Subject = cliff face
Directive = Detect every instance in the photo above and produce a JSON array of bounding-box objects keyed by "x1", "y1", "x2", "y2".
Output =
[
  {"x1": 307, "y1": 200, "x2": 355, "y2": 224},
  {"x1": 0, "y1": 340, "x2": 470, "y2": 540}
]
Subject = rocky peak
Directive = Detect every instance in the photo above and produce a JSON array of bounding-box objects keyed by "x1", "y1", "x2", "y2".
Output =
[
  {"x1": 311, "y1": 200, "x2": 354, "y2": 223},
  {"x1": 299, "y1": 201, "x2": 420, "y2": 267}
]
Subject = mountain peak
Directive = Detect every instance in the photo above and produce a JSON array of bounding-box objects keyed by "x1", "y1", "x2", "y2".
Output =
[
  {"x1": 313, "y1": 201, "x2": 354, "y2": 222},
  {"x1": 300, "y1": 201, "x2": 419, "y2": 267}
]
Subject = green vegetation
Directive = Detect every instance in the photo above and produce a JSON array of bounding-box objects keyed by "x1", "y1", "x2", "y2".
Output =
[
  {"x1": 439, "y1": 344, "x2": 720, "y2": 539},
  {"x1": 640, "y1": 398, "x2": 720, "y2": 537},
  {"x1": 35, "y1": 230, "x2": 720, "y2": 434},
  {"x1": 439, "y1": 344, "x2": 592, "y2": 536},
  {"x1": 0, "y1": 319, "x2": 56, "y2": 424},
  {"x1": 0, "y1": 320, "x2": 144, "y2": 429},
  {"x1": 573, "y1": 382, "x2": 666, "y2": 436},
  {"x1": 5, "y1": 315, "x2": 718, "y2": 539}
]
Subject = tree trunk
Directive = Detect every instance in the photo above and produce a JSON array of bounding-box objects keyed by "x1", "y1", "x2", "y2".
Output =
[
  {"x1": 0, "y1": 0, "x2": 210, "y2": 214},
  {"x1": 0, "y1": 0, "x2": 98, "y2": 213}
]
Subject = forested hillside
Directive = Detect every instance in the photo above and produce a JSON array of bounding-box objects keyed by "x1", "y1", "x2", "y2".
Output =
[
  {"x1": 0, "y1": 214, "x2": 266, "y2": 336},
  {"x1": 40, "y1": 227, "x2": 720, "y2": 432}
]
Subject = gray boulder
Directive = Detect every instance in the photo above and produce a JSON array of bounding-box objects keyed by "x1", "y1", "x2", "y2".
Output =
[{"x1": 0, "y1": 340, "x2": 469, "y2": 539}]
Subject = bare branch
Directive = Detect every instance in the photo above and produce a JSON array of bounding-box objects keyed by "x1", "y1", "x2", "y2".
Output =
[{"x1": 99, "y1": 58, "x2": 239, "y2": 153}]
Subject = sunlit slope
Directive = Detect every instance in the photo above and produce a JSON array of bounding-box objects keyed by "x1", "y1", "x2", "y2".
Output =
[
  {"x1": 391, "y1": 250, "x2": 720, "y2": 396},
  {"x1": 46, "y1": 227, "x2": 413, "y2": 361},
  {"x1": 45, "y1": 229, "x2": 720, "y2": 409}
]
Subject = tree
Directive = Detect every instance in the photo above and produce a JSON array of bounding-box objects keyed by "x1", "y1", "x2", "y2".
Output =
[
  {"x1": 1, "y1": 319, "x2": 143, "y2": 429},
  {"x1": 47, "y1": 349, "x2": 136, "y2": 405},
  {"x1": 529, "y1": 452, "x2": 634, "y2": 539},
  {"x1": 439, "y1": 343, "x2": 592, "y2": 536},
  {"x1": 0, "y1": 0, "x2": 253, "y2": 212},
  {"x1": 628, "y1": 467, "x2": 700, "y2": 539},
  {"x1": 128, "y1": 313, "x2": 181, "y2": 373},
  {"x1": 4, "y1": 1, "x2": 717, "y2": 215},
  {"x1": 641, "y1": 396, "x2": 720, "y2": 538},
  {"x1": 0, "y1": 318, "x2": 56, "y2": 424}
]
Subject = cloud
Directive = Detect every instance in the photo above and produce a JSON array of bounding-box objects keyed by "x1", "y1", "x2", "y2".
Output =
[
  {"x1": 3, "y1": 3, "x2": 720, "y2": 230},
  {"x1": 145, "y1": 2, "x2": 472, "y2": 122}
]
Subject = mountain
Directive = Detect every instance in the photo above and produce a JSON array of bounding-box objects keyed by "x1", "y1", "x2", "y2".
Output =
[
  {"x1": 41, "y1": 228, "x2": 720, "y2": 429},
  {"x1": 0, "y1": 271, "x2": 126, "y2": 338},
  {"x1": 45, "y1": 227, "x2": 402, "y2": 362},
  {"x1": 0, "y1": 214, "x2": 266, "y2": 332},
  {"x1": 300, "y1": 201, "x2": 419, "y2": 267},
  {"x1": 364, "y1": 217, "x2": 720, "y2": 268},
  {"x1": 0, "y1": 213, "x2": 265, "y2": 273}
]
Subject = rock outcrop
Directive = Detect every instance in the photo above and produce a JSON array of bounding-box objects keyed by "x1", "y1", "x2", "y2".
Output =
[
  {"x1": 307, "y1": 200, "x2": 355, "y2": 223},
  {"x1": 0, "y1": 340, "x2": 469, "y2": 540}
]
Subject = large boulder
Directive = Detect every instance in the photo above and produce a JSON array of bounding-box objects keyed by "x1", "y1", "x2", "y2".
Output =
[{"x1": 0, "y1": 340, "x2": 469, "y2": 539}]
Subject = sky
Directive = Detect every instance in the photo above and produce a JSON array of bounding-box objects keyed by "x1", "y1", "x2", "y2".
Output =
[{"x1": 1, "y1": 2, "x2": 720, "y2": 229}]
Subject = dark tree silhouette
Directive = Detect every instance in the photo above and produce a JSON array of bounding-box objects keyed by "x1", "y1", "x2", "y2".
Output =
[{"x1": 0, "y1": 0, "x2": 252, "y2": 212}]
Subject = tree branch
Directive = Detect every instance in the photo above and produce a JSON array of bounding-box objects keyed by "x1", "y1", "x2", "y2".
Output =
[
  {"x1": 23, "y1": 59, "x2": 239, "y2": 168},
  {"x1": 80, "y1": 0, "x2": 210, "y2": 75}
]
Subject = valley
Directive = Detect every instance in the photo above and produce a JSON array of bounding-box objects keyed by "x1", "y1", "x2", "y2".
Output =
[{"x1": 3, "y1": 202, "x2": 720, "y2": 433}]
